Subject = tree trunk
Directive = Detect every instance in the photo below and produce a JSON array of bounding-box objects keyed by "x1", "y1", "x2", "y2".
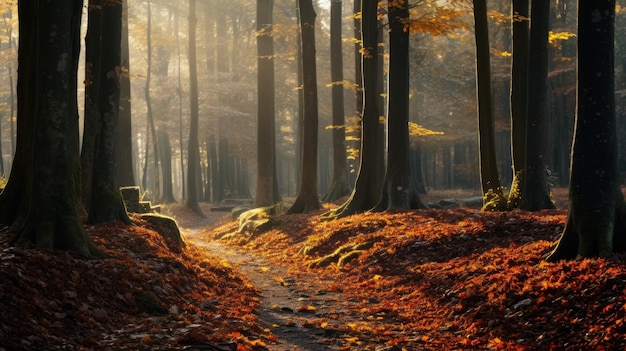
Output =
[
  {"x1": 374, "y1": 0, "x2": 425, "y2": 211},
  {"x1": 116, "y1": 1, "x2": 135, "y2": 188},
  {"x1": 288, "y1": 0, "x2": 322, "y2": 214},
  {"x1": 255, "y1": 0, "x2": 280, "y2": 207},
  {"x1": 473, "y1": 0, "x2": 506, "y2": 211},
  {"x1": 186, "y1": 0, "x2": 204, "y2": 216},
  {"x1": 519, "y1": 0, "x2": 555, "y2": 211},
  {"x1": 6, "y1": 0, "x2": 99, "y2": 256},
  {"x1": 507, "y1": 0, "x2": 529, "y2": 209},
  {"x1": 143, "y1": 2, "x2": 160, "y2": 201},
  {"x1": 176, "y1": 4, "x2": 186, "y2": 201},
  {"x1": 547, "y1": 0, "x2": 626, "y2": 261},
  {"x1": 327, "y1": 0, "x2": 382, "y2": 218},
  {"x1": 81, "y1": 0, "x2": 102, "y2": 210},
  {"x1": 158, "y1": 130, "x2": 176, "y2": 203},
  {"x1": 321, "y1": 0, "x2": 350, "y2": 203},
  {"x1": 89, "y1": 0, "x2": 131, "y2": 224}
]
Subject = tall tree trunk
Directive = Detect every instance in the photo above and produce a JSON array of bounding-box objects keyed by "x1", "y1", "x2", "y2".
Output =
[
  {"x1": 116, "y1": 0, "x2": 135, "y2": 187},
  {"x1": 519, "y1": 0, "x2": 555, "y2": 211},
  {"x1": 374, "y1": 0, "x2": 426, "y2": 211},
  {"x1": 81, "y1": 0, "x2": 103, "y2": 209},
  {"x1": 186, "y1": 0, "x2": 204, "y2": 216},
  {"x1": 351, "y1": 0, "x2": 363, "y2": 177},
  {"x1": 294, "y1": 0, "x2": 303, "y2": 193},
  {"x1": 4, "y1": 0, "x2": 99, "y2": 256},
  {"x1": 288, "y1": 0, "x2": 322, "y2": 214},
  {"x1": 547, "y1": 0, "x2": 626, "y2": 261},
  {"x1": 327, "y1": 0, "x2": 382, "y2": 218},
  {"x1": 89, "y1": 0, "x2": 131, "y2": 224},
  {"x1": 142, "y1": 2, "x2": 160, "y2": 201},
  {"x1": 507, "y1": 0, "x2": 530, "y2": 209},
  {"x1": 255, "y1": 0, "x2": 280, "y2": 207},
  {"x1": 321, "y1": 0, "x2": 350, "y2": 203},
  {"x1": 473, "y1": 0, "x2": 506, "y2": 211},
  {"x1": 176, "y1": 4, "x2": 186, "y2": 201}
]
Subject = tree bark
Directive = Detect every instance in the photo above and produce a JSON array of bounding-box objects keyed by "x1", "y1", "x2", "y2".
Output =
[
  {"x1": 288, "y1": 0, "x2": 322, "y2": 214},
  {"x1": 186, "y1": 0, "x2": 204, "y2": 216},
  {"x1": 158, "y1": 130, "x2": 176, "y2": 203},
  {"x1": 81, "y1": 0, "x2": 103, "y2": 210},
  {"x1": 89, "y1": 0, "x2": 131, "y2": 224},
  {"x1": 547, "y1": 0, "x2": 626, "y2": 261},
  {"x1": 374, "y1": 0, "x2": 426, "y2": 211},
  {"x1": 321, "y1": 0, "x2": 350, "y2": 203},
  {"x1": 116, "y1": 1, "x2": 135, "y2": 188},
  {"x1": 142, "y1": 2, "x2": 160, "y2": 201},
  {"x1": 473, "y1": 0, "x2": 506, "y2": 211},
  {"x1": 519, "y1": 0, "x2": 555, "y2": 211},
  {"x1": 327, "y1": 0, "x2": 382, "y2": 218},
  {"x1": 255, "y1": 0, "x2": 280, "y2": 207},
  {"x1": 507, "y1": 0, "x2": 529, "y2": 209},
  {"x1": 5, "y1": 0, "x2": 99, "y2": 256}
]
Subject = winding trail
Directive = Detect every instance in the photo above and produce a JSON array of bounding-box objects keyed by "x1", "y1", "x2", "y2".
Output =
[
  {"x1": 171, "y1": 207, "x2": 359, "y2": 351},
  {"x1": 187, "y1": 233, "x2": 344, "y2": 350}
]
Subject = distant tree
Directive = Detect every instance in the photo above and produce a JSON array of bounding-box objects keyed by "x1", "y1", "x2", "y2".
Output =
[
  {"x1": 186, "y1": 0, "x2": 205, "y2": 216},
  {"x1": 321, "y1": 0, "x2": 351, "y2": 203},
  {"x1": 326, "y1": 0, "x2": 383, "y2": 218},
  {"x1": 472, "y1": 0, "x2": 506, "y2": 211},
  {"x1": 507, "y1": 0, "x2": 529, "y2": 209},
  {"x1": 88, "y1": 0, "x2": 131, "y2": 224},
  {"x1": 175, "y1": 3, "x2": 186, "y2": 201},
  {"x1": 141, "y1": 2, "x2": 160, "y2": 201},
  {"x1": 158, "y1": 130, "x2": 176, "y2": 203},
  {"x1": 288, "y1": 0, "x2": 322, "y2": 213},
  {"x1": 547, "y1": 0, "x2": 626, "y2": 260},
  {"x1": 374, "y1": 0, "x2": 426, "y2": 211},
  {"x1": 518, "y1": 0, "x2": 555, "y2": 211},
  {"x1": 255, "y1": 0, "x2": 282, "y2": 207},
  {"x1": 0, "y1": 0, "x2": 99, "y2": 256},
  {"x1": 116, "y1": 1, "x2": 135, "y2": 188}
]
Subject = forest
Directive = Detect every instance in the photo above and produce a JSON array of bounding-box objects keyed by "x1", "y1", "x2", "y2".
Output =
[{"x1": 1, "y1": 0, "x2": 626, "y2": 350}]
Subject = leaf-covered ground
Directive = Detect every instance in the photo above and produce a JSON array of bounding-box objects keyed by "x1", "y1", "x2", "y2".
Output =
[
  {"x1": 2, "y1": 188, "x2": 626, "y2": 350},
  {"x1": 199, "y1": 189, "x2": 626, "y2": 351},
  {"x1": 0, "y1": 213, "x2": 270, "y2": 351}
]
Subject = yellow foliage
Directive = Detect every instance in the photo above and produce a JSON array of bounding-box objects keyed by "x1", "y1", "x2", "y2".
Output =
[
  {"x1": 549, "y1": 31, "x2": 576, "y2": 49},
  {"x1": 493, "y1": 51, "x2": 512, "y2": 57},
  {"x1": 409, "y1": 122, "x2": 444, "y2": 137}
]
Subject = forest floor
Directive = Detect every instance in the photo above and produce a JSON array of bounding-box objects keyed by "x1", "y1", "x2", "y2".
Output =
[{"x1": 2, "y1": 188, "x2": 626, "y2": 350}]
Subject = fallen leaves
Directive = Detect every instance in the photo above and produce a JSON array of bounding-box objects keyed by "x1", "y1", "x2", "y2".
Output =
[
  {"x1": 205, "y1": 197, "x2": 626, "y2": 350},
  {"x1": 0, "y1": 213, "x2": 269, "y2": 350}
]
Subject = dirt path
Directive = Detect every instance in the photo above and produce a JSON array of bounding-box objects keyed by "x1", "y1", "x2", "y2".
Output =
[
  {"x1": 186, "y1": 231, "x2": 347, "y2": 350},
  {"x1": 164, "y1": 205, "x2": 358, "y2": 350}
]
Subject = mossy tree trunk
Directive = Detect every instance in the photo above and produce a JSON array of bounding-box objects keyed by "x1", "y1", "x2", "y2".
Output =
[
  {"x1": 547, "y1": 0, "x2": 626, "y2": 261},
  {"x1": 507, "y1": 0, "x2": 529, "y2": 209},
  {"x1": 473, "y1": 0, "x2": 506, "y2": 211},
  {"x1": 288, "y1": 0, "x2": 322, "y2": 214},
  {"x1": 2, "y1": 0, "x2": 99, "y2": 256}
]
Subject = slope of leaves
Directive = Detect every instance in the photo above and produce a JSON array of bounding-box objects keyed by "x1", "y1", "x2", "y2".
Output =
[
  {"x1": 207, "y1": 199, "x2": 626, "y2": 350},
  {"x1": 0, "y1": 214, "x2": 269, "y2": 351}
]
